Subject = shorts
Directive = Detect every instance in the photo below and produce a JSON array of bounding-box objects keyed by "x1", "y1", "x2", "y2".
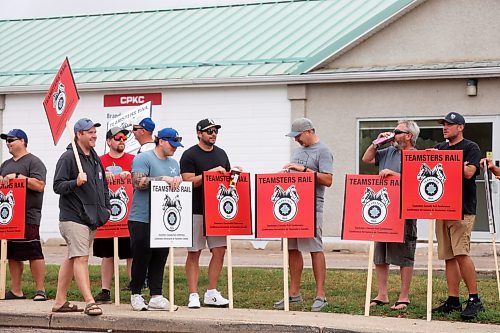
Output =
[
  {"x1": 93, "y1": 237, "x2": 132, "y2": 259},
  {"x1": 59, "y1": 221, "x2": 96, "y2": 259},
  {"x1": 187, "y1": 214, "x2": 226, "y2": 252},
  {"x1": 287, "y1": 212, "x2": 323, "y2": 253},
  {"x1": 435, "y1": 214, "x2": 475, "y2": 260},
  {"x1": 374, "y1": 220, "x2": 417, "y2": 267},
  {"x1": 6, "y1": 224, "x2": 44, "y2": 261}
]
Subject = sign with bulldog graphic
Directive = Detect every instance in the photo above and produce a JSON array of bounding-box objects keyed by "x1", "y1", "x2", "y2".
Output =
[
  {"x1": 43, "y1": 57, "x2": 80, "y2": 145},
  {"x1": 341, "y1": 175, "x2": 404, "y2": 242},
  {"x1": 0, "y1": 179, "x2": 26, "y2": 240},
  {"x1": 401, "y1": 150, "x2": 463, "y2": 220},
  {"x1": 255, "y1": 172, "x2": 315, "y2": 238},
  {"x1": 95, "y1": 175, "x2": 133, "y2": 238},
  {"x1": 203, "y1": 171, "x2": 252, "y2": 236},
  {"x1": 150, "y1": 181, "x2": 192, "y2": 248}
]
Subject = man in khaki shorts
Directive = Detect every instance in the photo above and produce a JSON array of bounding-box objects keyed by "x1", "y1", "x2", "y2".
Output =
[
  {"x1": 52, "y1": 118, "x2": 110, "y2": 316},
  {"x1": 431, "y1": 112, "x2": 484, "y2": 320}
]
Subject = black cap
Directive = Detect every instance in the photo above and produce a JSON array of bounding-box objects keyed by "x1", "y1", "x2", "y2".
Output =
[
  {"x1": 438, "y1": 112, "x2": 465, "y2": 125},
  {"x1": 196, "y1": 118, "x2": 221, "y2": 132}
]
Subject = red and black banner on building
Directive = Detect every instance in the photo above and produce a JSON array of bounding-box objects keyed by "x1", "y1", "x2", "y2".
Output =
[
  {"x1": 255, "y1": 172, "x2": 316, "y2": 239},
  {"x1": 0, "y1": 179, "x2": 27, "y2": 240},
  {"x1": 203, "y1": 171, "x2": 252, "y2": 236},
  {"x1": 342, "y1": 175, "x2": 404, "y2": 243},
  {"x1": 43, "y1": 57, "x2": 80, "y2": 145},
  {"x1": 401, "y1": 150, "x2": 463, "y2": 220},
  {"x1": 95, "y1": 175, "x2": 133, "y2": 238}
]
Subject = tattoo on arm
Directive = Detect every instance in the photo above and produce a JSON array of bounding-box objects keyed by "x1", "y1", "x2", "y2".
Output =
[{"x1": 132, "y1": 172, "x2": 164, "y2": 190}]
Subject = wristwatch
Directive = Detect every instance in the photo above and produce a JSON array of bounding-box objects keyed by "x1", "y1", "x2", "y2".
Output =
[
  {"x1": 302, "y1": 165, "x2": 307, "y2": 172},
  {"x1": 15, "y1": 172, "x2": 20, "y2": 178}
]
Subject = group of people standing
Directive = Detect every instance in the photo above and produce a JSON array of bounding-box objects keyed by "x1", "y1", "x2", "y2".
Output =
[{"x1": 0, "y1": 111, "x2": 498, "y2": 320}]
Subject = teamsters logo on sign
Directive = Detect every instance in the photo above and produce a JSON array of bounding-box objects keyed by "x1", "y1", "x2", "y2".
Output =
[
  {"x1": 0, "y1": 190, "x2": 15, "y2": 225},
  {"x1": 162, "y1": 194, "x2": 182, "y2": 232},
  {"x1": 417, "y1": 163, "x2": 446, "y2": 202},
  {"x1": 52, "y1": 82, "x2": 66, "y2": 115},
  {"x1": 217, "y1": 184, "x2": 238, "y2": 220},
  {"x1": 271, "y1": 185, "x2": 299, "y2": 222},
  {"x1": 361, "y1": 187, "x2": 390, "y2": 225},
  {"x1": 109, "y1": 187, "x2": 129, "y2": 222}
]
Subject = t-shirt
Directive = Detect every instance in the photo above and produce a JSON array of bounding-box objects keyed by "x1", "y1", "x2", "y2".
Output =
[
  {"x1": 180, "y1": 145, "x2": 230, "y2": 214},
  {"x1": 0, "y1": 153, "x2": 47, "y2": 225},
  {"x1": 129, "y1": 150, "x2": 180, "y2": 223},
  {"x1": 435, "y1": 138, "x2": 481, "y2": 215},
  {"x1": 99, "y1": 152, "x2": 134, "y2": 172},
  {"x1": 290, "y1": 141, "x2": 333, "y2": 212},
  {"x1": 137, "y1": 142, "x2": 155, "y2": 154}
]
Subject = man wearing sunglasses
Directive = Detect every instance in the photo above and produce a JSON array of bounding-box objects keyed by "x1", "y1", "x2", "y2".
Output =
[
  {"x1": 131, "y1": 117, "x2": 156, "y2": 154},
  {"x1": 180, "y1": 118, "x2": 233, "y2": 309},
  {"x1": 362, "y1": 120, "x2": 420, "y2": 311},
  {"x1": 53, "y1": 118, "x2": 111, "y2": 316},
  {"x1": 432, "y1": 112, "x2": 484, "y2": 320},
  {"x1": 0, "y1": 129, "x2": 47, "y2": 302},
  {"x1": 128, "y1": 127, "x2": 183, "y2": 311},
  {"x1": 276, "y1": 118, "x2": 333, "y2": 312},
  {"x1": 93, "y1": 127, "x2": 135, "y2": 304}
]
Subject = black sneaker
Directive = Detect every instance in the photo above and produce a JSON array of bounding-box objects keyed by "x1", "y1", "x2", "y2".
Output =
[
  {"x1": 94, "y1": 290, "x2": 112, "y2": 304},
  {"x1": 461, "y1": 298, "x2": 484, "y2": 320},
  {"x1": 432, "y1": 300, "x2": 462, "y2": 313}
]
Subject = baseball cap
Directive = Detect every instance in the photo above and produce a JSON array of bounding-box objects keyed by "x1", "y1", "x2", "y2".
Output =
[
  {"x1": 157, "y1": 128, "x2": 184, "y2": 148},
  {"x1": 74, "y1": 118, "x2": 101, "y2": 133},
  {"x1": 0, "y1": 129, "x2": 28, "y2": 143},
  {"x1": 438, "y1": 112, "x2": 465, "y2": 125},
  {"x1": 106, "y1": 127, "x2": 130, "y2": 139},
  {"x1": 133, "y1": 117, "x2": 155, "y2": 132},
  {"x1": 196, "y1": 118, "x2": 221, "y2": 132},
  {"x1": 286, "y1": 118, "x2": 314, "y2": 137}
]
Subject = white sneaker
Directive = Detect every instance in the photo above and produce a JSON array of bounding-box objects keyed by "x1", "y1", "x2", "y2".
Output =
[
  {"x1": 188, "y1": 293, "x2": 201, "y2": 309},
  {"x1": 203, "y1": 289, "x2": 229, "y2": 307},
  {"x1": 131, "y1": 294, "x2": 148, "y2": 311},
  {"x1": 148, "y1": 295, "x2": 178, "y2": 311}
]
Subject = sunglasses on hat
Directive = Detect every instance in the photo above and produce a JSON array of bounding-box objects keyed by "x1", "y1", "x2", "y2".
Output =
[{"x1": 161, "y1": 136, "x2": 182, "y2": 142}]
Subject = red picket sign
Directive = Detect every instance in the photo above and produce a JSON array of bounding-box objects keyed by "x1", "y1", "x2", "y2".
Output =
[
  {"x1": 255, "y1": 172, "x2": 315, "y2": 238},
  {"x1": 42, "y1": 57, "x2": 80, "y2": 145},
  {"x1": 95, "y1": 175, "x2": 133, "y2": 238},
  {"x1": 342, "y1": 175, "x2": 404, "y2": 243},
  {"x1": 0, "y1": 179, "x2": 26, "y2": 240},
  {"x1": 401, "y1": 150, "x2": 463, "y2": 220},
  {"x1": 203, "y1": 171, "x2": 252, "y2": 236}
]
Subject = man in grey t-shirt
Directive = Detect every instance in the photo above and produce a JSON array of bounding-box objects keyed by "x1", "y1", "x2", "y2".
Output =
[{"x1": 273, "y1": 118, "x2": 333, "y2": 312}]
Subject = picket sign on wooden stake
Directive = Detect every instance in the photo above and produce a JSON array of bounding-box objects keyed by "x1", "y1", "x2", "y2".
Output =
[
  {"x1": 0, "y1": 240, "x2": 7, "y2": 299},
  {"x1": 364, "y1": 241, "x2": 375, "y2": 316},
  {"x1": 169, "y1": 247, "x2": 175, "y2": 312},
  {"x1": 426, "y1": 219, "x2": 435, "y2": 322},
  {"x1": 114, "y1": 237, "x2": 120, "y2": 306},
  {"x1": 283, "y1": 237, "x2": 289, "y2": 312},
  {"x1": 227, "y1": 235, "x2": 234, "y2": 309}
]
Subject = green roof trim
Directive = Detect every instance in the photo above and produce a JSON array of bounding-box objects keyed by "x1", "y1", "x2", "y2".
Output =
[{"x1": 0, "y1": 0, "x2": 417, "y2": 90}]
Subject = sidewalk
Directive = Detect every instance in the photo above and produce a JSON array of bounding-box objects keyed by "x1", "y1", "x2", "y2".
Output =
[{"x1": 0, "y1": 299, "x2": 499, "y2": 333}]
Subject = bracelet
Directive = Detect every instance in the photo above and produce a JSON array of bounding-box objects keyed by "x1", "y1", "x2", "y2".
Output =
[{"x1": 15, "y1": 172, "x2": 20, "y2": 178}]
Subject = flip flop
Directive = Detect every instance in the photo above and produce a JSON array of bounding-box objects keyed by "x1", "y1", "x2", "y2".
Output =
[
  {"x1": 5, "y1": 291, "x2": 26, "y2": 300},
  {"x1": 52, "y1": 301, "x2": 84, "y2": 313},
  {"x1": 391, "y1": 301, "x2": 410, "y2": 311},
  {"x1": 370, "y1": 299, "x2": 389, "y2": 307},
  {"x1": 33, "y1": 290, "x2": 47, "y2": 301}
]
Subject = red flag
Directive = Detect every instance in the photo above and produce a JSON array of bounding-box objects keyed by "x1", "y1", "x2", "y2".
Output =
[
  {"x1": 43, "y1": 57, "x2": 80, "y2": 145},
  {"x1": 0, "y1": 179, "x2": 26, "y2": 240}
]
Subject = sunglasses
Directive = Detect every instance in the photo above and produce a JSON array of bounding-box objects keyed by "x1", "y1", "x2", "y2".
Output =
[
  {"x1": 132, "y1": 126, "x2": 144, "y2": 131},
  {"x1": 6, "y1": 137, "x2": 20, "y2": 143},
  {"x1": 204, "y1": 128, "x2": 218, "y2": 135},
  {"x1": 113, "y1": 135, "x2": 127, "y2": 141},
  {"x1": 393, "y1": 129, "x2": 409, "y2": 135},
  {"x1": 161, "y1": 136, "x2": 182, "y2": 142}
]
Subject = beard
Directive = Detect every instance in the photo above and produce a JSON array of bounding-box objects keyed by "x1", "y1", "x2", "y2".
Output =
[{"x1": 115, "y1": 144, "x2": 125, "y2": 153}]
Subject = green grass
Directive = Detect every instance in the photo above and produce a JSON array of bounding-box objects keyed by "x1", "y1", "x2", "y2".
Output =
[{"x1": 8, "y1": 265, "x2": 500, "y2": 324}]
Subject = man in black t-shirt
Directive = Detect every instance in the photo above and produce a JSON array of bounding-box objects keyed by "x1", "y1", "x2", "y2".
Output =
[
  {"x1": 431, "y1": 112, "x2": 484, "y2": 320},
  {"x1": 0, "y1": 129, "x2": 47, "y2": 301},
  {"x1": 180, "y1": 118, "x2": 232, "y2": 309}
]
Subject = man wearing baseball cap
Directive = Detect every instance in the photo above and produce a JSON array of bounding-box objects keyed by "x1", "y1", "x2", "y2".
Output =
[
  {"x1": 132, "y1": 117, "x2": 156, "y2": 153},
  {"x1": 432, "y1": 112, "x2": 484, "y2": 320},
  {"x1": 128, "y1": 127, "x2": 183, "y2": 311},
  {"x1": 180, "y1": 118, "x2": 234, "y2": 309},
  {"x1": 52, "y1": 118, "x2": 110, "y2": 316},
  {"x1": 275, "y1": 117, "x2": 333, "y2": 312},
  {"x1": 0, "y1": 129, "x2": 48, "y2": 301}
]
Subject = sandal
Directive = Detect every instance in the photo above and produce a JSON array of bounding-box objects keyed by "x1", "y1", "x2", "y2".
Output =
[
  {"x1": 52, "y1": 301, "x2": 84, "y2": 313},
  {"x1": 84, "y1": 302, "x2": 103, "y2": 316},
  {"x1": 5, "y1": 290, "x2": 26, "y2": 300},
  {"x1": 391, "y1": 301, "x2": 410, "y2": 311},
  {"x1": 370, "y1": 299, "x2": 389, "y2": 307},
  {"x1": 33, "y1": 290, "x2": 47, "y2": 301}
]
